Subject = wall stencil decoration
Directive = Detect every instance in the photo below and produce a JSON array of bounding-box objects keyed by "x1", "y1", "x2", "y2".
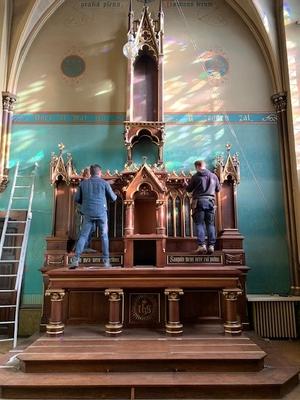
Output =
[
  {"x1": 61, "y1": 55, "x2": 86, "y2": 78},
  {"x1": 63, "y1": 10, "x2": 93, "y2": 27},
  {"x1": 197, "y1": 1, "x2": 230, "y2": 26},
  {"x1": 61, "y1": 51, "x2": 86, "y2": 85}
]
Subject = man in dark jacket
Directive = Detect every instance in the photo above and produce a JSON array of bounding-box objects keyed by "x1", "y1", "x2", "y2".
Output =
[
  {"x1": 69, "y1": 164, "x2": 117, "y2": 269},
  {"x1": 186, "y1": 160, "x2": 220, "y2": 254}
]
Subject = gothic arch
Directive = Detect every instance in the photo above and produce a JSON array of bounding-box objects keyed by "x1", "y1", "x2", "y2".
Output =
[
  {"x1": 6, "y1": 0, "x2": 282, "y2": 94},
  {"x1": 7, "y1": 0, "x2": 64, "y2": 93}
]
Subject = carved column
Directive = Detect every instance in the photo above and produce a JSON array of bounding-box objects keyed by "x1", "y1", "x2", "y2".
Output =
[
  {"x1": 156, "y1": 200, "x2": 165, "y2": 235},
  {"x1": 271, "y1": 92, "x2": 300, "y2": 295},
  {"x1": 125, "y1": 142, "x2": 133, "y2": 166},
  {"x1": 222, "y1": 288, "x2": 242, "y2": 335},
  {"x1": 105, "y1": 288, "x2": 123, "y2": 335},
  {"x1": 164, "y1": 288, "x2": 183, "y2": 334},
  {"x1": 0, "y1": 92, "x2": 16, "y2": 192},
  {"x1": 158, "y1": 126, "x2": 165, "y2": 165},
  {"x1": 124, "y1": 200, "x2": 134, "y2": 236},
  {"x1": 45, "y1": 289, "x2": 65, "y2": 335}
]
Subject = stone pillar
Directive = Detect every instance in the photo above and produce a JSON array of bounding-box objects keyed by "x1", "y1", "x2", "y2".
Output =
[
  {"x1": 271, "y1": 92, "x2": 300, "y2": 295},
  {"x1": 222, "y1": 288, "x2": 242, "y2": 335},
  {"x1": 105, "y1": 288, "x2": 123, "y2": 335},
  {"x1": 124, "y1": 200, "x2": 134, "y2": 236},
  {"x1": 164, "y1": 288, "x2": 183, "y2": 334},
  {"x1": 156, "y1": 200, "x2": 165, "y2": 235},
  {"x1": 45, "y1": 289, "x2": 65, "y2": 336},
  {"x1": 0, "y1": 92, "x2": 16, "y2": 192}
]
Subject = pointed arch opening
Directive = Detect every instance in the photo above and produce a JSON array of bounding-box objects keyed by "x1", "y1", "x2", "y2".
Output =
[
  {"x1": 133, "y1": 53, "x2": 158, "y2": 121},
  {"x1": 133, "y1": 183, "x2": 157, "y2": 234}
]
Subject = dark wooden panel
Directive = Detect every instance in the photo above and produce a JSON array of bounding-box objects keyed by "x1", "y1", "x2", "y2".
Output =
[
  {"x1": 221, "y1": 182, "x2": 235, "y2": 229},
  {"x1": 133, "y1": 54, "x2": 158, "y2": 121},
  {"x1": 134, "y1": 199, "x2": 156, "y2": 234},
  {"x1": 65, "y1": 291, "x2": 108, "y2": 324},
  {"x1": 182, "y1": 290, "x2": 222, "y2": 322}
]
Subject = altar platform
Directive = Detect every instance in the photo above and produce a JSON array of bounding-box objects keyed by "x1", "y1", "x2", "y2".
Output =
[
  {"x1": 0, "y1": 325, "x2": 298, "y2": 399},
  {"x1": 44, "y1": 265, "x2": 244, "y2": 336}
]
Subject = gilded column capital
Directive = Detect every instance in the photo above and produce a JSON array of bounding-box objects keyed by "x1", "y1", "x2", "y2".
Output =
[
  {"x1": 45, "y1": 289, "x2": 65, "y2": 301},
  {"x1": 271, "y1": 92, "x2": 287, "y2": 113},
  {"x1": 222, "y1": 288, "x2": 242, "y2": 301},
  {"x1": 164, "y1": 288, "x2": 184, "y2": 300},
  {"x1": 105, "y1": 288, "x2": 124, "y2": 301},
  {"x1": 2, "y1": 92, "x2": 17, "y2": 112},
  {"x1": 0, "y1": 174, "x2": 9, "y2": 193},
  {"x1": 124, "y1": 200, "x2": 134, "y2": 206}
]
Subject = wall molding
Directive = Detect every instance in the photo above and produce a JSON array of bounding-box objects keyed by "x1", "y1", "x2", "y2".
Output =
[{"x1": 12, "y1": 111, "x2": 278, "y2": 125}]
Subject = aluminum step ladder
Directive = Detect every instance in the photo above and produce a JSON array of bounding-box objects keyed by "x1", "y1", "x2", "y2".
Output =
[{"x1": 0, "y1": 163, "x2": 36, "y2": 348}]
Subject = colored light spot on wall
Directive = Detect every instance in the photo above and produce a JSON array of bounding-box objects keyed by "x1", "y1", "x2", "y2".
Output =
[
  {"x1": 283, "y1": 1, "x2": 292, "y2": 25},
  {"x1": 95, "y1": 80, "x2": 114, "y2": 96},
  {"x1": 28, "y1": 151, "x2": 45, "y2": 164},
  {"x1": 204, "y1": 54, "x2": 228, "y2": 78}
]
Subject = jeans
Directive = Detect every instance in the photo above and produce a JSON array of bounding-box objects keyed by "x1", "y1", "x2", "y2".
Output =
[
  {"x1": 193, "y1": 198, "x2": 216, "y2": 246},
  {"x1": 75, "y1": 214, "x2": 109, "y2": 262}
]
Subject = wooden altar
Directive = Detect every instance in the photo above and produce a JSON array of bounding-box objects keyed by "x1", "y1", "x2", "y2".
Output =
[
  {"x1": 41, "y1": 141, "x2": 248, "y2": 333},
  {"x1": 41, "y1": 2, "x2": 249, "y2": 334}
]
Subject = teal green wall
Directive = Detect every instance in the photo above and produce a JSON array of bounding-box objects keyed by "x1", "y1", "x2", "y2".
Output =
[
  {"x1": 165, "y1": 123, "x2": 290, "y2": 294},
  {"x1": 0, "y1": 114, "x2": 290, "y2": 304}
]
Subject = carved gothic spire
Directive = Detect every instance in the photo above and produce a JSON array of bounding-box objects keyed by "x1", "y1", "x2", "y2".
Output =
[
  {"x1": 128, "y1": 0, "x2": 134, "y2": 34},
  {"x1": 215, "y1": 144, "x2": 240, "y2": 184}
]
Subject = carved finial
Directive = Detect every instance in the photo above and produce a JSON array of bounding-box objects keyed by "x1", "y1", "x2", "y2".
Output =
[
  {"x1": 158, "y1": 0, "x2": 164, "y2": 32},
  {"x1": 128, "y1": 0, "x2": 134, "y2": 33},
  {"x1": 58, "y1": 143, "x2": 65, "y2": 152},
  {"x1": 226, "y1": 143, "x2": 231, "y2": 153},
  {"x1": 159, "y1": 0, "x2": 163, "y2": 13}
]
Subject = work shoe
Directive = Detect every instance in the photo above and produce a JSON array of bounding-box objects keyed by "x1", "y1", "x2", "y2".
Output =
[
  {"x1": 195, "y1": 244, "x2": 207, "y2": 254},
  {"x1": 207, "y1": 245, "x2": 215, "y2": 254},
  {"x1": 103, "y1": 259, "x2": 112, "y2": 268},
  {"x1": 83, "y1": 248, "x2": 97, "y2": 253},
  {"x1": 69, "y1": 256, "x2": 79, "y2": 269}
]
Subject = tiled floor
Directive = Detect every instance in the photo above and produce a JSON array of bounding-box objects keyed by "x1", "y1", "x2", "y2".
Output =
[{"x1": 0, "y1": 331, "x2": 299, "y2": 399}]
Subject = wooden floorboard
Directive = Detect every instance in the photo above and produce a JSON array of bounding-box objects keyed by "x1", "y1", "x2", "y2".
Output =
[{"x1": 0, "y1": 326, "x2": 298, "y2": 399}]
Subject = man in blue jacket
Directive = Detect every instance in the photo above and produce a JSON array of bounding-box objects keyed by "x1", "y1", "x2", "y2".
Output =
[
  {"x1": 69, "y1": 164, "x2": 117, "y2": 269},
  {"x1": 186, "y1": 160, "x2": 220, "y2": 254}
]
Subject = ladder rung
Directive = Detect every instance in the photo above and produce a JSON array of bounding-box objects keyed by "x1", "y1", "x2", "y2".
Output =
[
  {"x1": 0, "y1": 305, "x2": 16, "y2": 308},
  {"x1": 5, "y1": 233, "x2": 24, "y2": 236},
  {"x1": 0, "y1": 289, "x2": 16, "y2": 292},
  {"x1": 0, "y1": 274, "x2": 17, "y2": 277},
  {"x1": 15, "y1": 185, "x2": 31, "y2": 188},
  {"x1": 12, "y1": 197, "x2": 28, "y2": 200},
  {"x1": 0, "y1": 260, "x2": 19, "y2": 262},
  {"x1": 0, "y1": 338, "x2": 13, "y2": 342},
  {"x1": 3, "y1": 246, "x2": 22, "y2": 249},
  {"x1": 0, "y1": 321, "x2": 15, "y2": 325},
  {"x1": 7, "y1": 221, "x2": 26, "y2": 223},
  {"x1": 16, "y1": 175, "x2": 32, "y2": 178},
  {"x1": 10, "y1": 209, "x2": 28, "y2": 211}
]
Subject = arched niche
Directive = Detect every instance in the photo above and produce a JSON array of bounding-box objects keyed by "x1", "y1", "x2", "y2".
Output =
[
  {"x1": 132, "y1": 130, "x2": 159, "y2": 165},
  {"x1": 133, "y1": 183, "x2": 157, "y2": 235},
  {"x1": 133, "y1": 53, "x2": 158, "y2": 122}
]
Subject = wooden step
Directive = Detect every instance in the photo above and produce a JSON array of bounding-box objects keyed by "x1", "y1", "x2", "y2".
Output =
[
  {"x1": 18, "y1": 337, "x2": 266, "y2": 373},
  {"x1": 0, "y1": 368, "x2": 298, "y2": 399}
]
